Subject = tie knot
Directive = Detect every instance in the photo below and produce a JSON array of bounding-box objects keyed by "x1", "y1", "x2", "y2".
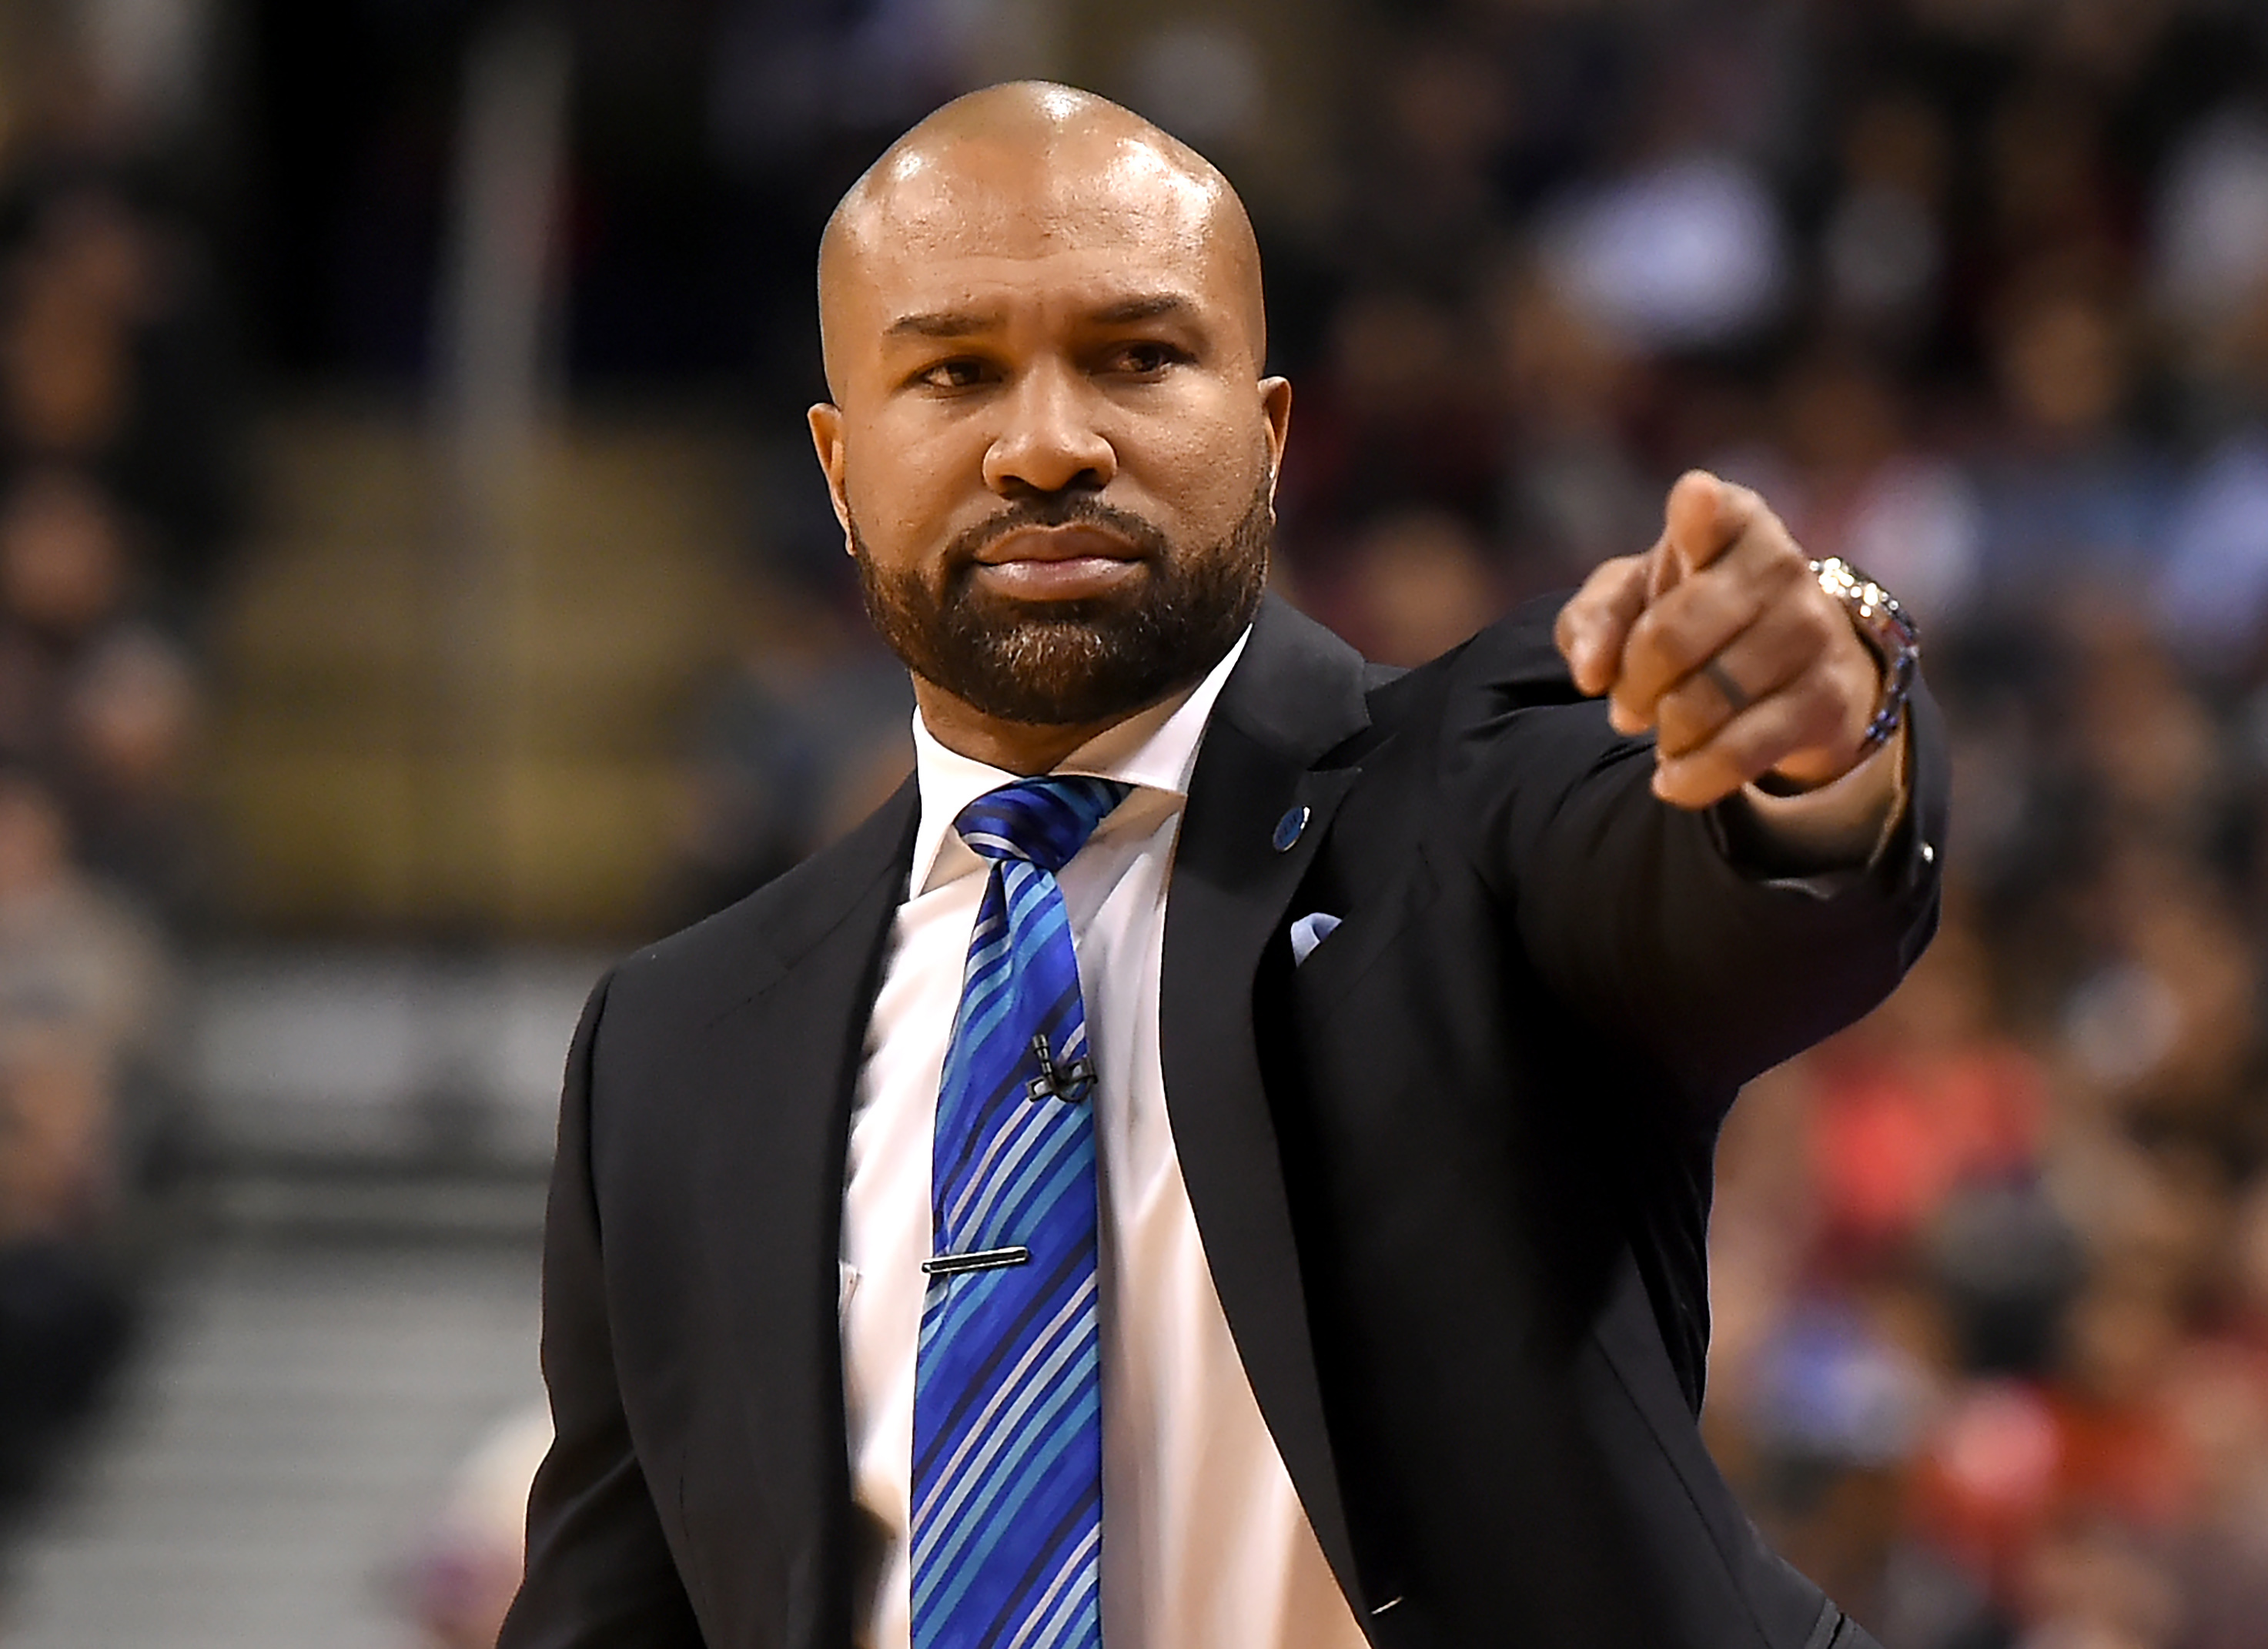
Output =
[{"x1": 954, "y1": 776, "x2": 1131, "y2": 872}]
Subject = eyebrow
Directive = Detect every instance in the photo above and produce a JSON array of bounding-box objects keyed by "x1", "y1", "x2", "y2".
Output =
[
  {"x1": 1088, "y1": 293, "x2": 1199, "y2": 326},
  {"x1": 885, "y1": 308, "x2": 1002, "y2": 340},
  {"x1": 882, "y1": 293, "x2": 1202, "y2": 340}
]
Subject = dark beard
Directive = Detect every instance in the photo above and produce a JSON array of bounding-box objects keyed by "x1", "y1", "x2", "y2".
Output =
[{"x1": 852, "y1": 486, "x2": 1271, "y2": 727}]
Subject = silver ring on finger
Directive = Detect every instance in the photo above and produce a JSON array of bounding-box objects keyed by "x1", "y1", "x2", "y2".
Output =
[{"x1": 1701, "y1": 657, "x2": 1751, "y2": 716}]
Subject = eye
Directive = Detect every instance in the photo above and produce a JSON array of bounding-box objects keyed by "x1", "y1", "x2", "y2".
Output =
[
  {"x1": 1106, "y1": 341, "x2": 1185, "y2": 376},
  {"x1": 913, "y1": 357, "x2": 995, "y2": 392}
]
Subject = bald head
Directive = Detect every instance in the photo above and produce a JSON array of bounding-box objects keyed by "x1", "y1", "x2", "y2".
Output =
[
  {"x1": 804, "y1": 82, "x2": 1294, "y2": 772},
  {"x1": 818, "y1": 82, "x2": 1266, "y2": 395}
]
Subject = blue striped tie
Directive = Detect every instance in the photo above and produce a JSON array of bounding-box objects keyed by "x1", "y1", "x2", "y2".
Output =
[{"x1": 912, "y1": 775, "x2": 1129, "y2": 1649}]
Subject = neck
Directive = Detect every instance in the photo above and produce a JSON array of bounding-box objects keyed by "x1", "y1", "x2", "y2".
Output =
[{"x1": 911, "y1": 679, "x2": 1166, "y2": 775}]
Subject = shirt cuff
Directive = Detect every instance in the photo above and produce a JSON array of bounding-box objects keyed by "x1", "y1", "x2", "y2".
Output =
[{"x1": 1708, "y1": 723, "x2": 1912, "y2": 893}]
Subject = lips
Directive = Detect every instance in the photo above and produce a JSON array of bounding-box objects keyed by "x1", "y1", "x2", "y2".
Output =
[{"x1": 968, "y1": 524, "x2": 1149, "y2": 600}]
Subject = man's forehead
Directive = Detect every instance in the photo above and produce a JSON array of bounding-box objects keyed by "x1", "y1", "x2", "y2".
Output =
[
  {"x1": 817, "y1": 85, "x2": 1268, "y2": 387},
  {"x1": 850, "y1": 134, "x2": 1222, "y2": 268}
]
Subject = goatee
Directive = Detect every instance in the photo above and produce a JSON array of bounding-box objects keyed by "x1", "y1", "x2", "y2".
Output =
[{"x1": 853, "y1": 486, "x2": 1271, "y2": 727}]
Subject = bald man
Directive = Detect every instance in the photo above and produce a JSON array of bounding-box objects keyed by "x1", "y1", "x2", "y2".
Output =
[{"x1": 501, "y1": 84, "x2": 1939, "y2": 1649}]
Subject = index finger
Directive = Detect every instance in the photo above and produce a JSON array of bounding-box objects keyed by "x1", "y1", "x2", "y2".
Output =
[
  {"x1": 1555, "y1": 551, "x2": 1653, "y2": 696},
  {"x1": 1663, "y1": 470, "x2": 1762, "y2": 580}
]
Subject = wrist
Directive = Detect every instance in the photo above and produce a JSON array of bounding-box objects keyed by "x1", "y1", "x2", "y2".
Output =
[
  {"x1": 1735, "y1": 721, "x2": 1911, "y2": 872},
  {"x1": 1761, "y1": 557, "x2": 1920, "y2": 794}
]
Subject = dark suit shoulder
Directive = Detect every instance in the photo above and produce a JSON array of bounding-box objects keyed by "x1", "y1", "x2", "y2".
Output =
[
  {"x1": 1356, "y1": 590, "x2": 1592, "y2": 733},
  {"x1": 1454, "y1": 590, "x2": 1593, "y2": 697},
  {"x1": 607, "y1": 778, "x2": 918, "y2": 1035}
]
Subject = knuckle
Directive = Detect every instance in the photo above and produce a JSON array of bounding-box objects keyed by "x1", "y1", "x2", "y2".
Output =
[
  {"x1": 1622, "y1": 629, "x2": 1671, "y2": 694},
  {"x1": 1798, "y1": 684, "x2": 1845, "y2": 745},
  {"x1": 1657, "y1": 590, "x2": 1728, "y2": 669},
  {"x1": 1724, "y1": 714, "x2": 1771, "y2": 766},
  {"x1": 1658, "y1": 687, "x2": 1709, "y2": 751},
  {"x1": 1646, "y1": 612, "x2": 1695, "y2": 671}
]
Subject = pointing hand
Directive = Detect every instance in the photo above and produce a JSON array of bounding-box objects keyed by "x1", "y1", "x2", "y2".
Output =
[{"x1": 1554, "y1": 471, "x2": 1886, "y2": 810}]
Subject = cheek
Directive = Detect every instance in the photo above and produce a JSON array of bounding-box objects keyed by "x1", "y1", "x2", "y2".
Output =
[
  {"x1": 1129, "y1": 396, "x2": 1269, "y2": 525},
  {"x1": 841, "y1": 422, "x2": 978, "y2": 562}
]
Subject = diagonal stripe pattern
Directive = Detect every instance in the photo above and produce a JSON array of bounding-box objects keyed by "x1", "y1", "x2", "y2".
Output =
[{"x1": 913, "y1": 776, "x2": 1129, "y2": 1649}]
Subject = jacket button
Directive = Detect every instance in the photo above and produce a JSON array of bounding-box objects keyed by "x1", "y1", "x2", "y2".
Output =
[{"x1": 1273, "y1": 804, "x2": 1310, "y2": 851}]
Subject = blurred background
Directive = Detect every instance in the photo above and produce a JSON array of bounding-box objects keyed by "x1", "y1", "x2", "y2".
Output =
[{"x1": 0, "y1": 0, "x2": 2263, "y2": 1644}]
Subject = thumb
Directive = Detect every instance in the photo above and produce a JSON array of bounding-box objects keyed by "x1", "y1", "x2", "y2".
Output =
[{"x1": 1662, "y1": 470, "x2": 1751, "y2": 580}]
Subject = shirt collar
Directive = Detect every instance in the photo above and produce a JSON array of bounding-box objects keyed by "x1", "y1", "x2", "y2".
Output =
[{"x1": 905, "y1": 627, "x2": 1253, "y2": 898}]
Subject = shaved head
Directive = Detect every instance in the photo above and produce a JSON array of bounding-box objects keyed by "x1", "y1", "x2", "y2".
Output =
[
  {"x1": 806, "y1": 81, "x2": 1291, "y2": 774},
  {"x1": 818, "y1": 82, "x2": 1267, "y2": 397}
]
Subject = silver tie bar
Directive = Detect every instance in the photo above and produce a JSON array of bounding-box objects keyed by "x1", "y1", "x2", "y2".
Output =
[{"x1": 921, "y1": 1246, "x2": 1032, "y2": 1277}]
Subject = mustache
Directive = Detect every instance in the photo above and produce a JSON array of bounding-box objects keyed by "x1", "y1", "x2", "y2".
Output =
[{"x1": 942, "y1": 493, "x2": 1176, "y2": 573}]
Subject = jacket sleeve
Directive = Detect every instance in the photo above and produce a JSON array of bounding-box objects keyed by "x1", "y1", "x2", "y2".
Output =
[
  {"x1": 498, "y1": 969, "x2": 706, "y2": 1649},
  {"x1": 1440, "y1": 598, "x2": 1948, "y2": 1098}
]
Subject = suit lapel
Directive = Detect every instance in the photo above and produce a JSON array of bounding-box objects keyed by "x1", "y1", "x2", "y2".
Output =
[
  {"x1": 1161, "y1": 597, "x2": 1374, "y2": 1609},
  {"x1": 691, "y1": 781, "x2": 918, "y2": 1641}
]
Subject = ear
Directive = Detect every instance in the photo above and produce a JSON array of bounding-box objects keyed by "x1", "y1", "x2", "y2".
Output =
[
  {"x1": 1259, "y1": 376, "x2": 1293, "y2": 510},
  {"x1": 807, "y1": 403, "x2": 855, "y2": 555}
]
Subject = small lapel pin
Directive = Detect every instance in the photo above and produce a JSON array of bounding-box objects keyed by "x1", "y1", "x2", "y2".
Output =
[{"x1": 1273, "y1": 804, "x2": 1310, "y2": 851}]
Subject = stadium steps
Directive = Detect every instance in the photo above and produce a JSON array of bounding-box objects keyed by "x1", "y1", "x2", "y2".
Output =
[
  {"x1": 0, "y1": 1237, "x2": 542, "y2": 1648},
  {"x1": 203, "y1": 403, "x2": 750, "y2": 938}
]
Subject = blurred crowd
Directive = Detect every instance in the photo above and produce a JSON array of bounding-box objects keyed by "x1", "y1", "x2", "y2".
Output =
[
  {"x1": 0, "y1": 5, "x2": 229, "y2": 1522},
  {"x1": 671, "y1": 4, "x2": 2268, "y2": 1647},
  {"x1": 8, "y1": 0, "x2": 2268, "y2": 1644}
]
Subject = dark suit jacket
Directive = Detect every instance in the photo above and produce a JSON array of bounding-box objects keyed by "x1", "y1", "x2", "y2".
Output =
[{"x1": 500, "y1": 594, "x2": 1945, "y2": 1649}]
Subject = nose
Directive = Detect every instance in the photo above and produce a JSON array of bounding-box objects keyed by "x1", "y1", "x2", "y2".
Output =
[{"x1": 982, "y1": 362, "x2": 1117, "y2": 497}]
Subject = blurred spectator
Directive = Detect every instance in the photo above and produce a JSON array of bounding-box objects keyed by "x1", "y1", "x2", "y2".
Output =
[
  {"x1": 1803, "y1": 922, "x2": 2049, "y2": 1270},
  {"x1": 0, "y1": 470, "x2": 140, "y2": 761},
  {"x1": 1972, "y1": 256, "x2": 2169, "y2": 594},
  {"x1": 670, "y1": 580, "x2": 913, "y2": 918},
  {"x1": 1336, "y1": 35, "x2": 1514, "y2": 293},
  {"x1": 402, "y1": 1404, "x2": 552, "y2": 1649},
  {"x1": 0, "y1": 767, "x2": 169, "y2": 1072},
  {"x1": 1540, "y1": 151, "x2": 1792, "y2": 354},
  {"x1": 1336, "y1": 508, "x2": 1500, "y2": 668},
  {"x1": 1775, "y1": 351, "x2": 1986, "y2": 630},
  {"x1": 0, "y1": 1022, "x2": 133, "y2": 1511},
  {"x1": 1492, "y1": 261, "x2": 1659, "y2": 590},
  {"x1": 0, "y1": 179, "x2": 237, "y2": 604},
  {"x1": 1275, "y1": 284, "x2": 1505, "y2": 556},
  {"x1": 2152, "y1": 433, "x2": 2268, "y2": 673},
  {"x1": 1822, "y1": 92, "x2": 1953, "y2": 349},
  {"x1": 0, "y1": 3, "x2": 219, "y2": 1531},
  {"x1": 59, "y1": 625, "x2": 199, "y2": 915},
  {"x1": 2152, "y1": 103, "x2": 2268, "y2": 340}
]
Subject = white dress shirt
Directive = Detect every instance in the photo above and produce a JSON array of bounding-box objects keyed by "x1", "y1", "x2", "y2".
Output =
[{"x1": 839, "y1": 631, "x2": 1371, "y2": 1649}]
